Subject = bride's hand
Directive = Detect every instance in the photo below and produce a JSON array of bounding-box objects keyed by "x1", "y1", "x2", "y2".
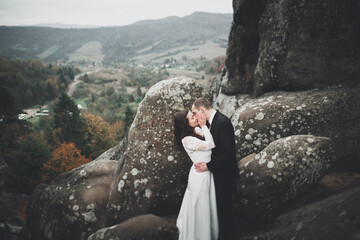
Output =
[{"x1": 198, "y1": 112, "x2": 206, "y2": 128}]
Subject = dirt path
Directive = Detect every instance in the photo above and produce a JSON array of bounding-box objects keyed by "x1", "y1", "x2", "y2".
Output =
[
  {"x1": 67, "y1": 70, "x2": 100, "y2": 96},
  {"x1": 67, "y1": 74, "x2": 82, "y2": 97},
  {"x1": 22, "y1": 70, "x2": 98, "y2": 117}
]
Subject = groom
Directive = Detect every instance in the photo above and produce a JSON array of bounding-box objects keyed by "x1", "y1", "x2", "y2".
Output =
[{"x1": 192, "y1": 97, "x2": 237, "y2": 240}]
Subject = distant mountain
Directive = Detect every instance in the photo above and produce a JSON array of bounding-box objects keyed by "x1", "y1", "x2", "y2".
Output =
[
  {"x1": 130, "y1": 16, "x2": 181, "y2": 26},
  {"x1": 32, "y1": 23, "x2": 100, "y2": 29},
  {"x1": 0, "y1": 12, "x2": 232, "y2": 66}
]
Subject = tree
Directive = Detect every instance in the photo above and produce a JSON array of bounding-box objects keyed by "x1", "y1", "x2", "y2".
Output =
[
  {"x1": 83, "y1": 73, "x2": 90, "y2": 83},
  {"x1": 0, "y1": 87, "x2": 29, "y2": 175},
  {"x1": 41, "y1": 142, "x2": 90, "y2": 181},
  {"x1": 33, "y1": 116, "x2": 54, "y2": 145},
  {"x1": 0, "y1": 86, "x2": 22, "y2": 123},
  {"x1": 161, "y1": 69, "x2": 170, "y2": 77},
  {"x1": 66, "y1": 67, "x2": 75, "y2": 80},
  {"x1": 0, "y1": 56, "x2": 78, "y2": 109},
  {"x1": 46, "y1": 82, "x2": 56, "y2": 99},
  {"x1": 10, "y1": 133, "x2": 51, "y2": 192},
  {"x1": 90, "y1": 92, "x2": 97, "y2": 103},
  {"x1": 215, "y1": 56, "x2": 225, "y2": 73},
  {"x1": 124, "y1": 105, "x2": 134, "y2": 131},
  {"x1": 128, "y1": 94, "x2": 135, "y2": 103},
  {"x1": 82, "y1": 112, "x2": 116, "y2": 158},
  {"x1": 59, "y1": 72, "x2": 68, "y2": 88},
  {"x1": 136, "y1": 97, "x2": 142, "y2": 103},
  {"x1": 106, "y1": 86, "x2": 115, "y2": 96},
  {"x1": 109, "y1": 120, "x2": 125, "y2": 141},
  {"x1": 137, "y1": 86, "x2": 142, "y2": 96},
  {"x1": 205, "y1": 56, "x2": 225, "y2": 74},
  {"x1": 53, "y1": 93, "x2": 85, "y2": 150},
  {"x1": 117, "y1": 93, "x2": 126, "y2": 107}
]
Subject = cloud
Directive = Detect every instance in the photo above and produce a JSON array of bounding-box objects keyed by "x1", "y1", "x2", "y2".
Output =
[{"x1": 0, "y1": 0, "x2": 232, "y2": 26}]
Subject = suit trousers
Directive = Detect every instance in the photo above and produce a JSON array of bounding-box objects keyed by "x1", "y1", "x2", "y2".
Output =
[{"x1": 213, "y1": 172, "x2": 235, "y2": 240}]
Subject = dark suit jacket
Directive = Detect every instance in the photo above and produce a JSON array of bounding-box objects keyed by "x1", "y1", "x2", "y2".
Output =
[{"x1": 207, "y1": 111, "x2": 237, "y2": 177}]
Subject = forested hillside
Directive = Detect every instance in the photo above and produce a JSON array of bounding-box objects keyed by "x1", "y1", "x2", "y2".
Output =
[
  {"x1": 0, "y1": 55, "x2": 79, "y2": 109},
  {"x1": 0, "y1": 12, "x2": 232, "y2": 65}
]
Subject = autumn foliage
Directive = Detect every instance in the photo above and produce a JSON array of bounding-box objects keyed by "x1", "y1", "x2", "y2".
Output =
[
  {"x1": 109, "y1": 119, "x2": 125, "y2": 141},
  {"x1": 205, "y1": 56, "x2": 226, "y2": 74},
  {"x1": 82, "y1": 112, "x2": 117, "y2": 158},
  {"x1": 16, "y1": 198, "x2": 28, "y2": 218},
  {"x1": 214, "y1": 56, "x2": 225, "y2": 73},
  {"x1": 41, "y1": 142, "x2": 90, "y2": 181}
]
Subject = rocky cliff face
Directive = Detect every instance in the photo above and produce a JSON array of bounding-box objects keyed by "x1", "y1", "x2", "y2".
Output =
[
  {"x1": 219, "y1": 0, "x2": 360, "y2": 238},
  {"x1": 25, "y1": 0, "x2": 360, "y2": 239},
  {"x1": 220, "y1": 0, "x2": 360, "y2": 96}
]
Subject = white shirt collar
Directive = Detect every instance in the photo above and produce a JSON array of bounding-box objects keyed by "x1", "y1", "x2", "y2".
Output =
[{"x1": 209, "y1": 109, "x2": 217, "y2": 125}]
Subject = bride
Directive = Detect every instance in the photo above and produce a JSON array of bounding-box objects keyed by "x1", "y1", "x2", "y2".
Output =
[{"x1": 174, "y1": 109, "x2": 218, "y2": 240}]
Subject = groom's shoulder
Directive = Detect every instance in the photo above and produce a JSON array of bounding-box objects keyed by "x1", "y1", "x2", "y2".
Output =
[
  {"x1": 216, "y1": 110, "x2": 230, "y2": 121},
  {"x1": 215, "y1": 111, "x2": 232, "y2": 126}
]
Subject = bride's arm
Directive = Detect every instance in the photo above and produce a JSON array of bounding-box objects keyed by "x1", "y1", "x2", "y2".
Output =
[
  {"x1": 181, "y1": 126, "x2": 215, "y2": 152},
  {"x1": 194, "y1": 126, "x2": 203, "y2": 136}
]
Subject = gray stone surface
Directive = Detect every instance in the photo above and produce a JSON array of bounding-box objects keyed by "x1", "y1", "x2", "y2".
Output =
[
  {"x1": 27, "y1": 159, "x2": 117, "y2": 240},
  {"x1": 95, "y1": 137, "x2": 127, "y2": 162},
  {"x1": 105, "y1": 77, "x2": 207, "y2": 226},
  {"x1": 237, "y1": 181, "x2": 360, "y2": 240},
  {"x1": 0, "y1": 154, "x2": 7, "y2": 196},
  {"x1": 229, "y1": 86, "x2": 360, "y2": 167},
  {"x1": 236, "y1": 135, "x2": 336, "y2": 221},
  {"x1": 222, "y1": 0, "x2": 268, "y2": 95},
  {"x1": 220, "y1": 0, "x2": 360, "y2": 96},
  {"x1": 88, "y1": 214, "x2": 178, "y2": 240}
]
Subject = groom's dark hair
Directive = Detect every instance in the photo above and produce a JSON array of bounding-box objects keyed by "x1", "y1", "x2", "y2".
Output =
[{"x1": 193, "y1": 97, "x2": 212, "y2": 110}]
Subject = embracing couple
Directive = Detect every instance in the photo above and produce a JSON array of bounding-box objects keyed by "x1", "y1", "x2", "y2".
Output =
[{"x1": 174, "y1": 97, "x2": 238, "y2": 240}]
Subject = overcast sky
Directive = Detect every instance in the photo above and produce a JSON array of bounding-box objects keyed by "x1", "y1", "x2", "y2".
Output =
[{"x1": 0, "y1": 0, "x2": 233, "y2": 27}]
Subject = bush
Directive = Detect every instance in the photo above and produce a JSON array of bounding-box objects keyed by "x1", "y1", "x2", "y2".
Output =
[
  {"x1": 41, "y1": 142, "x2": 90, "y2": 182},
  {"x1": 72, "y1": 83, "x2": 90, "y2": 98},
  {"x1": 8, "y1": 133, "x2": 51, "y2": 193}
]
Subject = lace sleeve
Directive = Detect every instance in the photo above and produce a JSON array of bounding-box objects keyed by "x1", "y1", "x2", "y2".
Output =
[
  {"x1": 194, "y1": 126, "x2": 203, "y2": 136},
  {"x1": 181, "y1": 126, "x2": 215, "y2": 153}
]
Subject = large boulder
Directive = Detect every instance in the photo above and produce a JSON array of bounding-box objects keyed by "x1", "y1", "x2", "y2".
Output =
[
  {"x1": 0, "y1": 154, "x2": 28, "y2": 240},
  {"x1": 236, "y1": 135, "x2": 336, "y2": 222},
  {"x1": 105, "y1": 78, "x2": 207, "y2": 225},
  {"x1": 0, "y1": 196, "x2": 27, "y2": 240},
  {"x1": 221, "y1": 0, "x2": 268, "y2": 95},
  {"x1": 238, "y1": 181, "x2": 360, "y2": 240},
  {"x1": 27, "y1": 159, "x2": 117, "y2": 240},
  {"x1": 222, "y1": 0, "x2": 360, "y2": 96},
  {"x1": 214, "y1": 86, "x2": 360, "y2": 167},
  {"x1": 0, "y1": 154, "x2": 8, "y2": 222},
  {"x1": 94, "y1": 137, "x2": 127, "y2": 162},
  {"x1": 0, "y1": 153, "x2": 7, "y2": 195},
  {"x1": 88, "y1": 214, "x2": 178, "y2": 240}
]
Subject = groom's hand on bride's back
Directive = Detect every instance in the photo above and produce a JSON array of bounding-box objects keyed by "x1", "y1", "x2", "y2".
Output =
[{"x1": 194, "y1": 162, "x2": 208, "y2": 172}]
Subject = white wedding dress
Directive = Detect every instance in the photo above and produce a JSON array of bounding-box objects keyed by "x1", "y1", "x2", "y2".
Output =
[{"x1": 177, "y1": 126, "x2": 219, "y2": 240}]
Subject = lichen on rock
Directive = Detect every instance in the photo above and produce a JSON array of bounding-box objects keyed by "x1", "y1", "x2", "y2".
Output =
[
  {"x1": 236, "y1": 135, "x2": 336, "y2": 221},
  {"x1": 231, "y1": 86, "x2": 360, "y2": 168},
  {"x1": 104, "y1": 77, "x2": 208, "y2": 225}
]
